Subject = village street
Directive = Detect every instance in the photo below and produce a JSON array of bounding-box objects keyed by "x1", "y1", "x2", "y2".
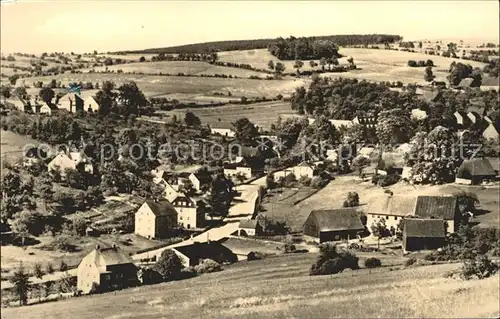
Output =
[{"x1": 132, "y1": 175, "x2": 267, "y2": 261}]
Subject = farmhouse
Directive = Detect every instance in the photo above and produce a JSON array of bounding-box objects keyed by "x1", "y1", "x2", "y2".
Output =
[
  {"x1": 366, "y1": 195, "x2": 417, "y2": 231},
  {"x1": 352, "y1": 115, "x2": 377, "y2": 128},
  {"x1": 292, "y1": 161, "x2": 317, "y2": 179},
  {"x1": 58, "y1": 92, "x2": 84, "y2": 113},
  {"x1": 47, "y1": 150, "x2": 93, "y2": 178},
  {"x1": 402, "y1": 219, "x2": 446, "y2": 253},
  {"x1": 482, "y1": 123, "x2": 499, "y2": 140},
  {"x1": 455, "y1": 158, "x2": 496, "y2": 185},
  {"x1": 189, "y1": 170, "x2": 212, "y2": 191},
  {"x1": 238, "y1": 218, "x2": 267, "y2": 236},
  {"x1": 84, "y1": 96, "x2": 100, "y2": 113},
  {"x1": 171, "y1": 195, "x2": 206, "y2": 229},
  {"x1": 223, "y1": 159, "x2": 253, "y2": 180},
  {"x1": 211, "y1": 127, "x2": 235, "y2": 138},
  {"x1": 77, "y1": 244, "x2": 138, "y2": 294},
  {"x1": 172, "y1": 241, "x2": 238, "y2": 267},
  {"x1": 414, "y1": 196, "x2": 459, "y2": 233},
  {"x1": 134, "y1": 200, "x2": 178, "y2": 239},
  {"x1": 303, "y1": 208, "x2": 365, "y2": 243},
  {"x1": 454, "y1": 111, "x2": 472, "y2": 129},
  {"x1": 37, "y1": 102, "x2": 58, "y2": 115}
]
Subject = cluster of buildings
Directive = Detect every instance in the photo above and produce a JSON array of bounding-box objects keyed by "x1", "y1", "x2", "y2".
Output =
[{"x1": 8, "y1": 90, "x2": 101, "y2": 115}]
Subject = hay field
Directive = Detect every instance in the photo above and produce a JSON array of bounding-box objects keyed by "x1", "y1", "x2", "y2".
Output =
[
  {"x1": 157, "y1": 100, "x2": 296, "y2": 130},
  {"x1": 89, "y1": 61, "x2": 268, "y2": 78},
  {"x1": 219, "y1": 47, "x2": 492, "y2": 85},
  {"x1": 21, "y1": 74, "x2": 307, "y2": 98},
  {"x1": 4, "y1": 253, "x2": 498, "y2": 319}
]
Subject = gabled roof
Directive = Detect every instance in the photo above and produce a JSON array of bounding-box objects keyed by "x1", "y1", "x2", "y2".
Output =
[
  {"x1": 143, "y1": 200, "x2": 178, "y2": 217},
  {"x1": 414, "y1": 196, "x2": 457, "y2": 220},
  {"x1": 329, "y1": 119, "x2": 353, "y2": 129},
  {"x1": 296, "y1": 161, "x2": 315, "y2": 169},
  {"x1": 173, "y1": 241, "x2": 237, "y2": 264},
  {"x1": 306, "y1": 208, "x2": 364, "y2": 232},
  {"x1": 457, "y1": 77, "x2": 474, "y2": 88},
  {"x1": 367, "y1": 195, "x2": 417, "y2": 217},
  {"x1": 486, "y1": 157, "x2": 500, "y2": 172},
  {"x1": 421, "y1": 89, "x2": 442, "y2": 102},
  {"x1": 98, "y1": 246, "x2": 134, "y2": 266},
  {"x1": 192, "y1": 170, "x2": 212, "y2": 185},
  {"x1": 239, "y1": 219, "x2": 258, "y2": 229},
  {"x1": 404, "y1": 218, "x2": 446, "y2": 238},
  {"x1": 171, "y1": 194, "x2": 197, "y2": 207},
  {"x1": 457, "y1": 158, "x2": 496, "y2": 178}
]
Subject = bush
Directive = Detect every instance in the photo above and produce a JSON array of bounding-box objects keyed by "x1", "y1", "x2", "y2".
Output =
[
  {"x1": 194, "y1": 259, "x2": 222, "y2": 274},
  {"x1": 284, "y1": 243, "x2": 296, "y2": 253},
  {"x1": 247, "y1": 251, "x2": 266, "y2": 261},
  {"x1": 343, "y1": 192, "x2": 360, "y2": 207},
  {"x1": 460, "y1": 255, "x2": 498, "y2": 280},
  {"x1": 310, "y1": 176, "x2": 328, "y2": 189},
  {"x1": 310, "y1": 243, "x2": 359, "y2": 276},
  {"x1": 298, "y1": 175, "x2": 312, "y2": 186},
  {"x1": 53, "y1": 236, "x2": 76, "y2": 252},
  {"x1": 405, "y1": 257, "x2": 417, "y2": 266},
  {"x1": 46, "y1": 262, "x2": 54, "y2": 274},
  {"x1": 59, "y1": 260, "x2": 68, "y2": 272},
  {"x1": 377, "y1": 174, "x2": 401, "y2": 187},
  {"x1": 364, "y1": 257, "x2": 382, "y2": 268},
  {"x1": 154, "y1": 249, "x2": 183, "y2": 281}
]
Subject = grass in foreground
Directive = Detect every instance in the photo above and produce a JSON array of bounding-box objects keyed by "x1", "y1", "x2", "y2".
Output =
[{"x1": 3, "y1": 253, "x2": 498, "y2": 319}]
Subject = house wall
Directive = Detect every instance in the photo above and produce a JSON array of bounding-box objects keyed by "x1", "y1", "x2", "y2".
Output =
[
  {"x1": 77, "y1": 254, "x2": 101, "y2": 294},
  {"x1": 85, "y1": 98, "x2": 100, "y2": 112},
  {"x1": 39, "y1": 105, "x2": 52, "y2": 115},
  {"x1": 367, "y1": 214, "x2": 402, "y2": 231},
  {"x1": 224, "y1": 167, "x2": 252, "y2": 179},
  {"x1": 403, "y1": 237, "x2": 446, "y2": 252},
  {"x1": 455, "y1": 177, "x2": 472, "y2": 185},
  {"x1": 175, "y1": 206, "x2": 197, "y2": 229},
  {"x1": 172, "y1": 250, "x2": 191, "y2": 267},
  {"x1": 293, "y1": 166, "x2": 314, "y2": 179},
  {"x1": 319, "y1": 229, "x2": 361, "y2": 243},
  {"x1": 135, "y1": 205, "x2": 156, "y2": 238},
  {"x1": 155, "y1": 215, "x2": 176, "y2": 238},
  {"x1": 188, "y1": 174, "x2": 201, "y2": 190},
  {"x1": 239, "y1": 227, "x2": 256, "y2": 236}
]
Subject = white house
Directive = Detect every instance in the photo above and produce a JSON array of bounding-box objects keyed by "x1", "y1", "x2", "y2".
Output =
[
  {"x1": 38, "y1": 102, "x2": 58, "y2": 115},
  {"x1": 483, "y1": 123, "x2": 499, "y2": 140},
  {"x1": 134, "y1": 201, "x2": 178, "y2": 239},
  {"x1": 211, "y1": 127, "x2": 235, "y2": 138},
  {"x1": 292, "y1": 162, "x2": 316, "y2": 179},
  {"x1": 84, "y1": 96, "x2": 100, "y2": 113},
  {"x1": 411, "y1": 108, "x2": 428, "y2": 121},
  {"x1": 171, "y1": 195, "x2": 206, "y2": 229},
  {"x1": 366, "y1": 194, "x2": 417, "y2": 231},
  {"x1": 223, "y1": 161, "x2": 253, "y2": 180},
  {"x1": 58, "y1": 92, "x2": 84, "y2": 113},
  {"x1": 47, "y1": 150, "x2": 93, "y2": 178}
]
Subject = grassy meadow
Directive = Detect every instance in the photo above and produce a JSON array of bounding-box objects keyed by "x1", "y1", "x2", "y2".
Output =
[{"x1": 3, "y1": 253, "x2": 498, "y2": 319}]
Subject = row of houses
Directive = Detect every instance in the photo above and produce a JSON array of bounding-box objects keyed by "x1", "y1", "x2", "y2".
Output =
[{"x1": 8, "y1": 90, "x2": 100, "y2": 115}]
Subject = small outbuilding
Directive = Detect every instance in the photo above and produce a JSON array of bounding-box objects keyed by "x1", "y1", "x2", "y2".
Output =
[
  {"x1": 455, "y1": 158, "x2": 496, "y2": 185},
  {"x1": 402, "y1": 218, "x2": 446, "y2": 253}
]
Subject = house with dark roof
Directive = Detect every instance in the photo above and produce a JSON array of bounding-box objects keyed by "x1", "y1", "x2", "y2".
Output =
[
  {"x1": 454, "y1": 111, "x2": 472, "y2": 129},
  {"x1": 414, "y1": 196, "x2": 459, "y2": 233},
  {"x1": 456, "y1": 158, "x2": 497, "y2": 185},
  {"x1": 402, "y1": 219, "x2": 446, "y2": 253},
  {"x1": 189, "y1": 170, "x2": 212, "y2": 191},
  {"x1": 171, "y1": 195, "x2": 206, "y2": 229},
  {"x1": 303, "y1": 208, "x2": 365, "y2": 243},
  {"x1": 77, "y1": 244, "x2": 138, "y2": 294},
  {"x1": 37, "y1": 102, "x2": 59, "y2": 115},
  {"x1": 134, "y1": 200, "x2": 178, "y2": 239},
  {"x1": 172, "y1": 241, "x2": 238, "y2": 267},
  {"x1": 238, "y1": 217, "x2": 267, "y2": 236}
]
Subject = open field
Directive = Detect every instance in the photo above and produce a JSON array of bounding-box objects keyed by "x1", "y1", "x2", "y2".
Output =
[
  {"x1": 3, "y1": 252, "x2": 498, "y2": 319},
  {"x1": 218, "y1": 47, "x2": 496, "y2": 85},
  {"x1": 0, "y1": 131, "x2": 42, "y2": 169},
  {"x1": 20, "y1": 74, "x2": 307, "y2": 98},
  {"x1": 89, "y1": 61, "x2": 268, "y2": 78},
  {"x1": 156, "y1": 100, "x2": 296, "y2": 130},
  {"x1": 264, "y1": 175, "x2": 500, "y2": 232}
]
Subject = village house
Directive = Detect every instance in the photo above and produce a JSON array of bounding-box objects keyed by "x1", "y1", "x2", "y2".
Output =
[
  {"x1": 292, "y1": 161, "x2": 317, "y2": 179},
  {"x1": 134, "y1": 200, "x2": 178, "y2": 239},
  {"x1": 171, "y1": 194, "x2": 206, "y2": 229},
  {"x1": 223, "y1": 158, "x2": 253, "y2": 180},
  {"x1": 47, "y1": 150, "x2": 93, "y2": 178},
  {"x1": 366, "y1": 194, "x2": 417, "y2": 231},
  {"x1": 455, "y1": 158, "x2": 497, "y2": 185},
  {"x1": 77, "y1": 244, "x2": 138, "y2": 294},
  {"x1": 171, "y1": 241, "x2": 238, "y2": 267},
  {"x1": 352, "y1": 115, "x2": 377, "y2": 128},
  {"x1": 420, "y1": 89, "x2": 443, "y2": 103},
  {"x1": 37, "y1": 102, "x2": 58, "y2": 115},
  {"x1": 188, "y1": 170, "x2": 212, "y2": 191},
  {"x1": 482, "y1": 123, "x2": 499, "y2": 140},
  {"x1": 58, "y1": 92, "x2": 84, "y2": 113},
  {"x1": 303, "y1": 208, "x2": 365, "y2": 243},
  {"x1": 210, "y1": 127, "x2": 236, "y2": 138},
  {"x1": 411, "y1": 108, "x2": 428, "y2": 121},
  {"x1": 414, "y1": 196, "x2": 459, "y2": 234},
  {"x1": 402, "y1": 218, "x2": 446, "y2": 253},
  {"x1": 467, "y1": 111, "x2": 482, "y2": 124},
  {"x1": 23, "y1": 146, "x2": 48, "y2": 168},
  {"x1": 454, "y1": 111, "x2": 472, "y2": 129},
  {"x1": 84, "y1": 96, "x2": 100, "y2": 113},
  {"x1": 238, "y1": 217, "x2": 267, "y2": 236}
]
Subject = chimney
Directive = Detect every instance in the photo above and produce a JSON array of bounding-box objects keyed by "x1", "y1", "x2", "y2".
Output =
[{"x1": 95, "y1": 244, "x2": 100, "y2": 251}]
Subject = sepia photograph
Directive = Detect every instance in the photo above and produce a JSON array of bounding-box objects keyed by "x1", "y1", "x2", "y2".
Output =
[{"x1": 0, "y1": 1, "x2": 499, "y2": 318}]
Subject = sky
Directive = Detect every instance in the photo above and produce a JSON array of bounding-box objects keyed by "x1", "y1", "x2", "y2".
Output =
[{"x1": 1, "y1": 0, "x2": 499, "y2": 54}]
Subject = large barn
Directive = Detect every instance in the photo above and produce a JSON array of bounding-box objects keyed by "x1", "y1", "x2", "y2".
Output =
[{"x1": 303, "y1": 208, "x2": 365, "y2": 243}]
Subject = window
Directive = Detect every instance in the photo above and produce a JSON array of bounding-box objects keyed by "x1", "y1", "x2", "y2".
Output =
[{"x1": 394, "y1": 216, "x2": 398, "y2": 220}]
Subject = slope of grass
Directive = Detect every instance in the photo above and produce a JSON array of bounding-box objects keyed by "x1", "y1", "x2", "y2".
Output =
[
  {"x1": 3, "y1": 253, "x2": 498, "y2": 319},
  {"x1": 89, "y1": 61, "x2": 267, "y2": 77}
]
